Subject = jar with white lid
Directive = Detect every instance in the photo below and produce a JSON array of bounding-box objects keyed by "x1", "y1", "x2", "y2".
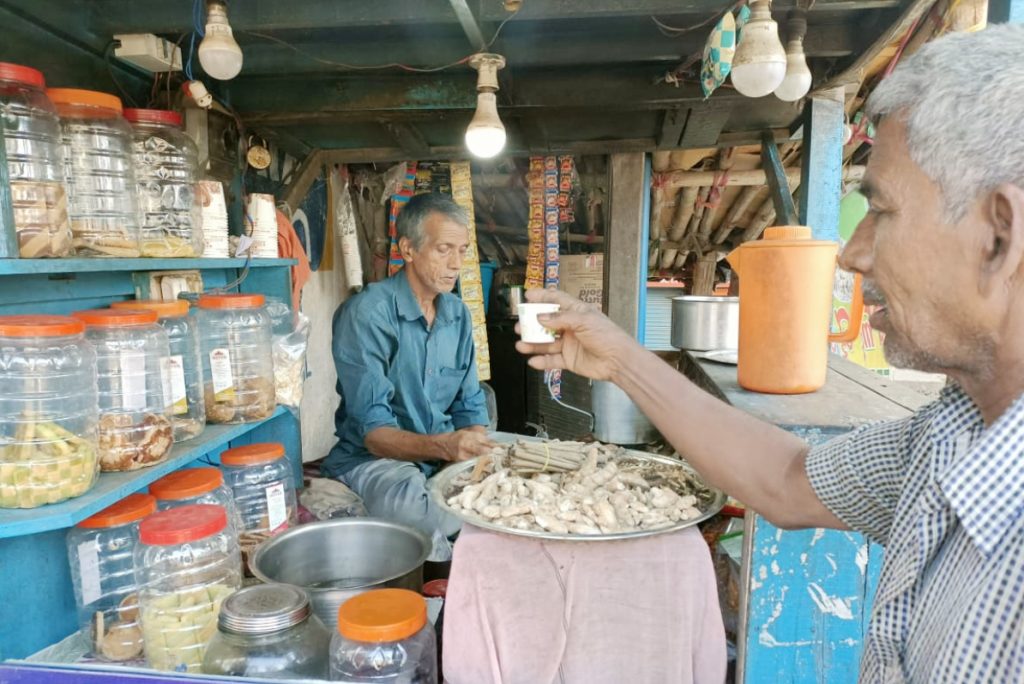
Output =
[
  {"x1": 202, "y1": 583, "x2": 331, "y2": 679},
  {"x1": 197, "y1": 293, "x2": 275, "y2": 424},
  {"x1": 149, "y1": 467, "x2": 241, "y2": 535},
  {"x1": 72, "y1": 308, "x2": 173, "y2": 472},
  {"x1": 219, "y1": 442, "x2": 297, "y2": 571},
  {"x1": 0, "y1": 62, "x2": 72, "y2": 257},
  {"x1": 329, "y1": 588, "x2": 437, "y2": 684},
  {"x1": 0, "y1": 315, "x2": 98, "y2": 508},
  {"x1": 47, "y1": 88, "x2": 140, "y2": 257},
  {"x1": 135, "y1": 503, "x2": 242, "y2": 672},
  {"x1": 123, "y1": 108, "x2": 202, "y2": 258},
  {"x1": 66, "y1": 492, "x2": 156, "y2": 662},
  {"x1": 110, "y1": 299, "x2": 205, "y2": 441}
]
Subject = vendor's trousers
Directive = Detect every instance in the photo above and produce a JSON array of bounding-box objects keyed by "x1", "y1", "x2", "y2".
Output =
[{"x1": 340, "y1": 458, "x2": 461, "y2": 561}]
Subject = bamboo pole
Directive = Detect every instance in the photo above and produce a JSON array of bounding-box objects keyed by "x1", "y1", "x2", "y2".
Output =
[
  {"x1": 691, "y1": 252, "x2": 718, "y2": 295},
  {"x1": 653, "y1": 165, "x2": 864, "y2": 189},
  {"x1": 711, "y1": 185, "x2": 760, "y2": 244}
]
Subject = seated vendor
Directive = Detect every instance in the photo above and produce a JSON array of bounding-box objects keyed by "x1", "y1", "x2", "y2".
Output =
[{"x1": 322, "y1": 193, "x2": 494, "y2": 560}]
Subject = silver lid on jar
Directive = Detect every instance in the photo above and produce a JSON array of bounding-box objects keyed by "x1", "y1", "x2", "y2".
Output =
[{"x1": 218, "y1": 583, "x2": 311, "y2": 634}]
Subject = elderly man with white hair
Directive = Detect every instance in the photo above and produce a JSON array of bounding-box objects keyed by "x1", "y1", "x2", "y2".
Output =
[{"x1": 518, "y1": 24, "x2": 1024, "y2": 683}]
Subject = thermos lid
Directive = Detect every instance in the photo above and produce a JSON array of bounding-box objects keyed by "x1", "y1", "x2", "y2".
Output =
[{"x1": 219, "y1": 583, "x2": 312, "y2": 635}]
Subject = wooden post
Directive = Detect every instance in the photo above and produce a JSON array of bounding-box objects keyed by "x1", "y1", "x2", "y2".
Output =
[
  {"x1": 605, "y1": 153, "x2": 647, "y2": 337},
  {"x1": 692, "y1": 252, "x2": 717, "y2": 295},
  {"x1": 799, "y1": 87, "x2": 845, "y2": 241},
  {"x1": 761, "y1": 131, "x2": 798, "y2": 227}
]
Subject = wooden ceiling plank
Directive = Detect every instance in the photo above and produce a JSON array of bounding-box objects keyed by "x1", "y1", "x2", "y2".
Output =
[
  {"x1": 656, "y1": 108, "x2": 689, "y2": 149},
  {"x1": 678, "y1": 104, "x2": 730, "y2": 148}
]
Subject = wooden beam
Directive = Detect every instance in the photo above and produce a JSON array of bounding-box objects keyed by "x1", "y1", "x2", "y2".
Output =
[
  {"x1": 760, "y1": 132, "x2": 799, "y2": 226},
  {"x1": 679, "y1": 103, "x2": 729, "y2": 148},
  {"x1": 657, "y1": 108, "x2": 688, "y2": 149},
  {"x1": 447, "y1": 0, "x2": 488, "y2": 50},
  {"x1": 606, "y1": 153, "x2": 647, "y2": 335},
  {"x1": 280, "y1": 149, "x2": 324, "y2": 211},
  {"x1": 799, "y1": 89, "x2": 846, "y2": 240}
]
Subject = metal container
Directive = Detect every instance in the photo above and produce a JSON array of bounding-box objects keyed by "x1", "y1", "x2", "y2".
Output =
[
  {"x1": 670, "y1": 296, "x2": 739, "y2": 351},
  {"x1": 249, "y1": 519, "x2": 430, "y2": 633},
  {"x1": 591, "y1": 380, "x2": 658, "y2": 445}
]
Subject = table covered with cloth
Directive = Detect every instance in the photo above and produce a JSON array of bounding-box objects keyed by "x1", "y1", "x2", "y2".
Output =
[{"x1": 442, "y1": 523, "x2": 726, "y2": 684}]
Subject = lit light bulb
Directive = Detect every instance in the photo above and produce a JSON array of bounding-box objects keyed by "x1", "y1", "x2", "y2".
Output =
[
  {"x1": 465, "y1": 53, "x2": 507, "y2": 159},
  {"x1": 730, "y1": 0, "x2": 787, "y2": 98},
  {"x1": 465, "y1": 92, "x2": 506, "y2": 158},
  {"x1": 198, "y1": 0, "x2": 243, "y2": 81},
  {"x1": 774, "y1": 12, "x2": 812, "y2": 101}
]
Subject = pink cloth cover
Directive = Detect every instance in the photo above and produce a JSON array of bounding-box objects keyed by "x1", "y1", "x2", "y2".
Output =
[{"x1": 443, "y1": 523, "x2": 726, "y2": 684}]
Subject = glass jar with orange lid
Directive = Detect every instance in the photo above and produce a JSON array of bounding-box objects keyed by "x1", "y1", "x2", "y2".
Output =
[
  {"x1": 329, "y1": 588, "x2": 438, "y2": 683},
  {"x1": 220, "y1": 442, "x2": 297, "y2": 570},
  {"x1": 0, "y1": 62, "x2": 73, "y2": 257},
  {"x1": 196, "y1": 293, "x2": 275, "y2": 424},
  {"x1": 47, "y1": 88, "x2": 140, "y2": 257},
  {"x1": 134, "y1": 504, "x2": 242, "y2": 672},
  {"x1": 110, "y1": 299, "x2": 205, "y2": 441},
  {"x1": 123, "y1": 108, "x2": 202, "y2": 258},
  {"x1": 0, "y1": 315, "x2": 99, "y2": 508},
  {"x1": 72, "y1": 308, "x2": 173, "y2": 472},
  {"x1": 66, "y1": 492, "x2": 156, "y2": 662},
  {"x1": 149, "y1": 467, "x2": 241, "y2": 535}
]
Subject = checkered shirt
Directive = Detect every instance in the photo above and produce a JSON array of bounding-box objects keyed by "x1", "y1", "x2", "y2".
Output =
[{"x1": 807, "y1": 385, "x2": 1024, "y2": 683}]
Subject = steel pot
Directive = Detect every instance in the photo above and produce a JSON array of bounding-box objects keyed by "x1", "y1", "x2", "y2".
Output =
[
  {"x1": 670, "y1": 296, "x2": 739, "y2": 351},
  {"x1": 249, "y1": 518, "x2": 431, "y2": 632}
]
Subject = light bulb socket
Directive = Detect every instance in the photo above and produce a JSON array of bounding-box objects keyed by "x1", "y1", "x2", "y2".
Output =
[
  {"x1": 785, "y1": 10, "x2": 808, "y2": 43},
  {"x1": 469, "y1": 53, "x2": 506, "y2": 92}
]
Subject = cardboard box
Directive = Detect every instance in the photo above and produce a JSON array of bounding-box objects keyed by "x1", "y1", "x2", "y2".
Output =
[{"x1": 559, "y1": 254, "x2": 604, "y2": 306}]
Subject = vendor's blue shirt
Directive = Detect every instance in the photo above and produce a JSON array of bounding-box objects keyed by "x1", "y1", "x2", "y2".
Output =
[{"x1": 322, "y1": 269, "x2": 489, "y2": 478}]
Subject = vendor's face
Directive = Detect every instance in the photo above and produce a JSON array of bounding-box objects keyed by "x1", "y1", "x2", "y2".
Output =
[
  {"x1": 839, "y1": 116, "x2": 995, "y2": 374},
  {"x1": 401, "y1": 212, "x2": 470, "y2": 298}
]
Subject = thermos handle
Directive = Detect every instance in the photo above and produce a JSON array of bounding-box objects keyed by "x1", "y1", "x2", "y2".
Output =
[{"x1": 828, "y1": 272, "x2": 864, "y2": 344}]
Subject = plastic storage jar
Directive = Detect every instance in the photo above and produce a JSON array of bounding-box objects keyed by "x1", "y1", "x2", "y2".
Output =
[
  {"x1": 110, "y1": 299, "x2": 205, "y2": 441},
  {"x1": 0, "y1": 62, "x2": 72, "y2": 257},
  {"x1": 123, "y1": 108, "x2": 202, "y2": 258},
  {"x1": 329, "y1": 589, "x2": 437, "y2": 684},
  {"x1": 202, "y1": 583, "x2": 331, "y2": 679},
  {"x1": 47, "y1": 88, "x2": 140, "y2": 257},
  {"x1": 219, "y1": 442, "x2": 297, "y2": 569},
  {"x1": 135, "y1": 503, "x2": 242, "y2": 673},
  {"x1": 72, "y1": 309, "x2": 173, "y2": 472},
  {"x1": 197, "y1": 294, "x2": 275, "y2": 424},
  {"x1": 67, "y1": 492, "x2": 156, "y2": 662},
  {"x1": 149, "y1": 467, "x2": 240, "y2": 534},
  {"x1": 0, "y1": 315, "x2": 99, "y2": 508}
]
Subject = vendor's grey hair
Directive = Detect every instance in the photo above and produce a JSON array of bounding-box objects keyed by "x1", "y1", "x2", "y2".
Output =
[
  {"x1": 866, "y1": 24, "x2": 1024, "y2": 221},
  {"x1": 396, "y1": 193, "x2": 470, "y2": 249}
]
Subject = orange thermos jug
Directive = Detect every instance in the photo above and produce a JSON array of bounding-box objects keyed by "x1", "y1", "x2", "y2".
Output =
[{"x1": 726, "y1": 226, "x2": 863, "y2": 394}]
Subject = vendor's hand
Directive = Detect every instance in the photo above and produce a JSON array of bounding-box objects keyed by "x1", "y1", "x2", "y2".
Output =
[
  {"x1": 440, "y1": 429, "x2": 496, "y2": 462},
  {"x1": 515, "y1": 289, "x2": 642, "y2": 382}
]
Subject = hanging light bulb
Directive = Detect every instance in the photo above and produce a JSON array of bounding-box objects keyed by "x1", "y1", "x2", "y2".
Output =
[
  {"x1": 730, "y1": 0, "x2": 787, "y2": 98},
  {"x1": 465, "y1": 53, "x2": 507, "y2": 159},
  {"x1": 198, "y1": 0, "x2": 243, "y2": 81},
  {"x1": 774, "y1": 11, "x2": 812, "y2": 101}
]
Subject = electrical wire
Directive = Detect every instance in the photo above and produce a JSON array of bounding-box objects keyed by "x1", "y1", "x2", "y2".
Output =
[
  {"x1": 103, "y1": 42, "x2": 139, "y2": 107},
  {"x1": 238, "y1": 7, "x2": 521, "y2": 73},
  {"x1": 650, "y1": 0, "x2": 744, "y2": 36}
]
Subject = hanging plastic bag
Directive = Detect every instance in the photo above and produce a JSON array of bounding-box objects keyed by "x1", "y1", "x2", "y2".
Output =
[
  {"x1": 272, "y1": 310, "x2": 310, "y2": 409},
  {"x1": 330, "y1": 166, "x2": 364, "y2": 292}
]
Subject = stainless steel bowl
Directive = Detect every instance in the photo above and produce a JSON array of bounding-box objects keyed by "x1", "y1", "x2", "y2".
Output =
[
  {"x1": 249, "y1": 518, "x2": 431, "y2": 631},
  {"x1": 670, "y1": 295, "x2": 739, "y2": 351}
]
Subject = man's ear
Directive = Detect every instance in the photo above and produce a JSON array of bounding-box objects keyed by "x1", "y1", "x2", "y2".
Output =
[
  {"x1": 979, "y1": 184, "x2": 1024, "y2": 295},
  {"x1": 398, "y1": 236, "x2": 415, "y2": 263}
]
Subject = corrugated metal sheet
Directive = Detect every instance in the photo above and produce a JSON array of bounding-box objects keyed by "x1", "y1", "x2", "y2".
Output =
[{"x1": 644, "y1": 285, "x2": 685, "y2": 351}]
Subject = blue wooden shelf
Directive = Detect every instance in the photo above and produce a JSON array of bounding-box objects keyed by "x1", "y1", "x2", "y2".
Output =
[
  {"x1": 0, "y1": 258, "x2": 295, "y2": 276},
  {"x1": 0, "y1": 406, "x2": 289, "y2": 540}
]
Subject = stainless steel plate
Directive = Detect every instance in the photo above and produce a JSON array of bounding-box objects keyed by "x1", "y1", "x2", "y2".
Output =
[{"x1": 430, "y1": 449, "x2": 727, "y2": 542}]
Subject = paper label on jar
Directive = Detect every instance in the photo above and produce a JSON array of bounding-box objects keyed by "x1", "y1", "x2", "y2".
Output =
[
  {"x1": 266, "y1": 482, "x2": 288, "y2": 534},
  {"x1": 78, "y1": 540, "x2": 102, "y2": 606},
  {"x1": 209, "y1": 348, "x2": 236, "y2": 401},
  {"x1": 162, "y1": 355, "x2": 188, "y2": 415},
  {"x1": 119, "y1": 350, "x2": 148, "y2": 411}
]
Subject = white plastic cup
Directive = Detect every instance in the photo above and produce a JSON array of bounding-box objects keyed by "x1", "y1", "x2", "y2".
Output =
[{"x1": 518, "y1": 303, "x2": 560, "y2": 343}]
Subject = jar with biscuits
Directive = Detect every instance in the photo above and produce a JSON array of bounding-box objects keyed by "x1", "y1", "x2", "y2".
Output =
[
  {"x1": 66, "y1": 493, "x2": 156, "y2": 663},
  {"x1": 47, "y1": 88, "x2": 140, "y2": 257},
  {"x1": 196, "y1": 293, "x2": 275, "y2": 424},
  {"x1": 72, "y1": 309, "x2": 174, "y2": 472},
  {"x1": 0, "y1": 62, "x2": 72, "y2": 257}
]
